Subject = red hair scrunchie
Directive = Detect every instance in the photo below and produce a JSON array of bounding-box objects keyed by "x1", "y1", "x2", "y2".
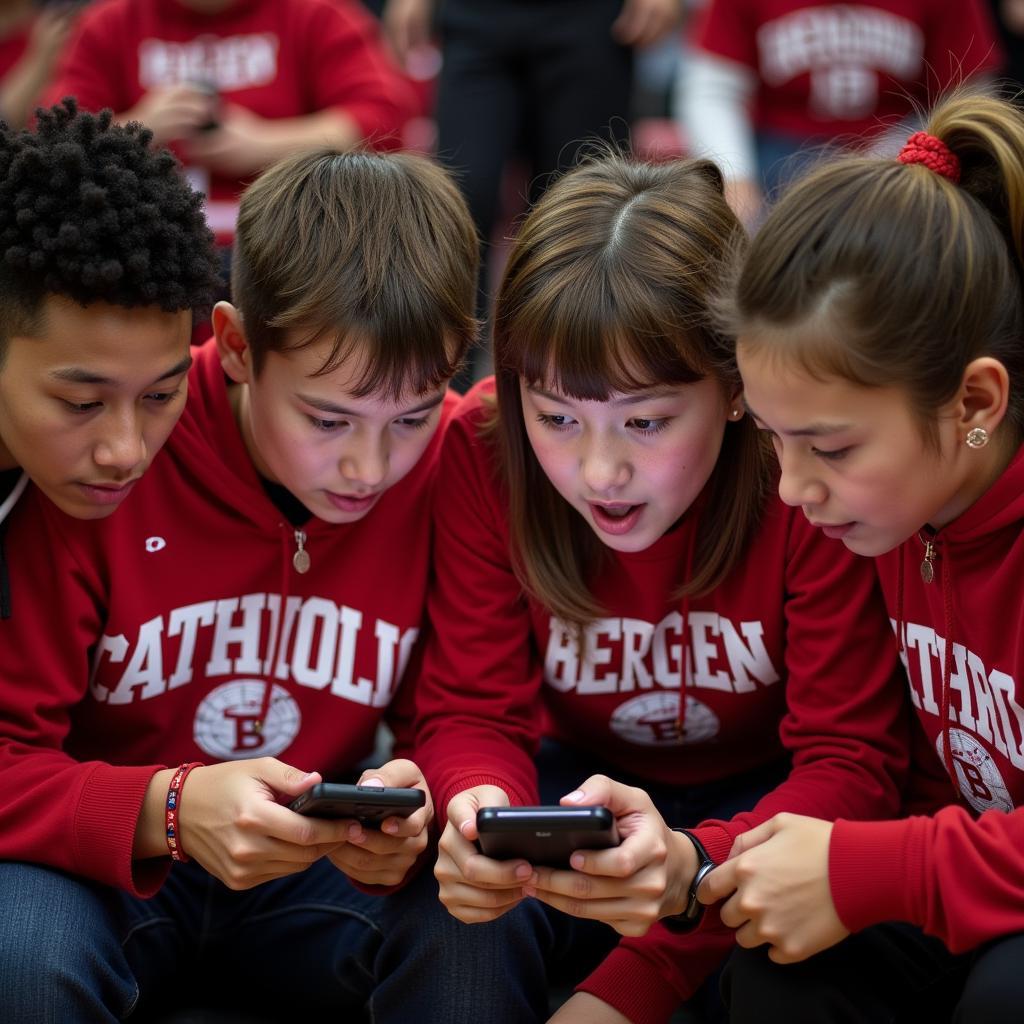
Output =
[{"x1": 896, "y1": 131, "x2": 961, "y2": 183}]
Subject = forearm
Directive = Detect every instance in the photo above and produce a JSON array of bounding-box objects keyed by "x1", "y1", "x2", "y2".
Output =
[
  {"x1": 832, "y1": 805, "x2": 1024, "y2": 952},
  {"x1": 0, "y1": 55, "x2": 56, "y2": 128},
  {"x1": 250, "y1": 108, "x2": 363, "y2": 164},
  {"x1": 0, "y1": 747, "x2": 167, "y2": 894},
  {"x1": 676, "y1": 50, "x2": 758, "y2": 182}
]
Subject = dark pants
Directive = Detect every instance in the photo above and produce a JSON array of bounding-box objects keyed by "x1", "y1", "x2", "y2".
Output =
[
  {"x1": 434, "y1": 0, "x2": 633, "y2": 387},
  {"x1": 722, "y1": 922, "x2": 1024, "y2": 1023}
]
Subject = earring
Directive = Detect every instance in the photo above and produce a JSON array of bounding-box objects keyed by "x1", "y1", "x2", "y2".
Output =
[
  {"x1": 730, "y1": 408, "x2": 742, "y2": 420},
  {"x1": 965, "y1": 427, "x2": 989, "y2": 449}
]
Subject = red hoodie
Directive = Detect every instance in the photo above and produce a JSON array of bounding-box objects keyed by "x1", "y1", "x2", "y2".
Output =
[
  {"x1": 413, "y1": 380, "x2": 911, "y2": 1022},
  {"x1": 830, "y1": 443, "x2": 1024, "y2": 954},
  {"x1": 0, "y1": 341, "x2": 454, "y2": 898},
  {"x1": 47, "y1": 0, "x2": 415, "y2": 243}
]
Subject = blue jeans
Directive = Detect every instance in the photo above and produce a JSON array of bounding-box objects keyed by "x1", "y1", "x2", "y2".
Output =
[{"x1": 0, "y1": 857, "x2": 552, "y2": 1023}]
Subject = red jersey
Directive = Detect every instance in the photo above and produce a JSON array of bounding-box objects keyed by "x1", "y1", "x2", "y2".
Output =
[
  {"x1": 831, "y1": 443, "x2": 1024, "y2": 953},
  {"x1": 47, "y1": 0, "x2": 415, "y2": 243},
  {"x1": 0, "y1": 340, "x2": 455, "y2": 898},
  {"x1": 413, "y1": 380, "x2": 910, "y2": 1018},
  {"x1": 695, "y1": 0, "x2": 999, "y2": 141}
]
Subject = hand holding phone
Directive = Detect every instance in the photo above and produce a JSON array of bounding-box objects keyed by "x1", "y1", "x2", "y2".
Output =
[
  {"x1": 289, "y1": 782, "x2": 425, "y2": 828},
  {"x1": 476, "y1": 805, "x2": 620, "y2": 868},
  {"x1": 435, "y1": 784, "x2": 528, "y2": 925},
  {"x1": 522, "y1": 775, "x2": 692, "y2": 938},
  {"x1": 317, "y1": 760, "x2": 433, "y2": 888}
]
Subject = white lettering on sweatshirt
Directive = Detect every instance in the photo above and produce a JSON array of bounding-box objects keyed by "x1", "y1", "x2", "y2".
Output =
[
  {"x1": 89, "y1": 592, "x2": 418, "y2": 710},
  {"x1": 757, "y1": 8, "x2": 923, "y2": 119},
  {"x1": 139, "y1": 34, "x2": 279, "y2": 91},
  {"x1": 898, "y1": 622, "x2": 1024, "y2": 769},
  {"x1": 544, "y1": 612, "x2": 780, "y2": 695}
]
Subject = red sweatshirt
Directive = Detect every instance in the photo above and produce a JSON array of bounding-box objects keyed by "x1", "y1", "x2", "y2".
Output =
[
  {"x1": 831, "y1": 443, "x2": 1024, "y2": 954},
  {"x1": 47, "y1": 0, "x2": 415, "y2": 243},
  {"x1": 0, "y1": 341, "x2": 454, "y2": 899},
  {"x1": 413, "y1": 380, "x2": 910, "y2": 1022},
  {"x1": 696, "y1": 0, "x2": 998, "y2": 141}
]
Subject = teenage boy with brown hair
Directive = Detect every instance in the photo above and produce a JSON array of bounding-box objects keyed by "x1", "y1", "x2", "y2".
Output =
[{"x1": 0, "y1": 148, "x2": 548, "y2": 1022}]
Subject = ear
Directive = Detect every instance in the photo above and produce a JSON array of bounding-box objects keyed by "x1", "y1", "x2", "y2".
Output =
[
  {"x1": 727, "y1": 385, "x2": 745, "y2": 422},
  {"x1": 212, "y1": 301, "x2": 252, "y2": 384},
  {"x1": 954, "y1": 357, "x2": 1009, "y2": 439}
]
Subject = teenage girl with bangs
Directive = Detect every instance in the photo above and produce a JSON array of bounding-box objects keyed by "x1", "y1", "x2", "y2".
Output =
[
  {"x1": 412, "y1": 154, "x2": 911, "y2": 1023},
  {"x1": 699, "y1": 90, "x2": 1024, "y2": 1023}
]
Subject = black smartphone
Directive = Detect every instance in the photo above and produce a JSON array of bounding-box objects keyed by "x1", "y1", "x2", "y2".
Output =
[
  {"x1": 476, "y1": 805, "x2": 619, "y2": 868},
  {"x1": 288, "y1": 783, "x2": 425, "y2": 828}
]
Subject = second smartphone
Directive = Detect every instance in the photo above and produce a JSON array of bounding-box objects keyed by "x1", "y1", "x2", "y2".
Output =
[{"x1": 476, "y1": 805, "x2": 619, "y2": 867}]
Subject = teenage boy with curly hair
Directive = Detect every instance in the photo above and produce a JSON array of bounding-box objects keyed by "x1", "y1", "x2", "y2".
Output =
[{"x1": 0, "y1": 97, "x2": 219, "y2": 519}]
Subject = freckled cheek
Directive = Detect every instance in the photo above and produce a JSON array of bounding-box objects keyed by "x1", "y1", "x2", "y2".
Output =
[
  {"x1": 651, "y1": 445, "x2": 707, "y2": 494},
  {"x1": 533, "y1": 446, "x2": 576, "y2": 498}
]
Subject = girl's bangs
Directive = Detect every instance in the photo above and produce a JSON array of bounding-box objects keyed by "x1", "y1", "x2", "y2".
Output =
[{"x1": 501, "y1": 291, "x2": 706, "y2": 399}]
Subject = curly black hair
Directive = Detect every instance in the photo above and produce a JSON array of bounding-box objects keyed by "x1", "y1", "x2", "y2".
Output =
[{"x1": 0, "y1": 98, "x2": 220, "y2": 345}]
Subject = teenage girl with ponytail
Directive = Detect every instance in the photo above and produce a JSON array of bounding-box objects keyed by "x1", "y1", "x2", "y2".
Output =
[
  {"x1": 411, "y1": 153, "x2": 911, "y2": 1023},
  {"x1": 710, "y1": 90, "x2": 1024, "y2": 1022}
]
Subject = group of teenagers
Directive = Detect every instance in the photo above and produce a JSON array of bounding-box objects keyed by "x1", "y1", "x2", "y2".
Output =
[{"x1": 0, "y1": 85, "x2": 1023, "y2": 1024}]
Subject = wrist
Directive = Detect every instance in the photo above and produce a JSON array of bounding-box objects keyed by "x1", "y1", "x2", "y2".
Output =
[
  {"x1": 665, "y1": 827, "x2": 698, "y2": 914},
  {"x1": 661, "y1": 828, "x2": 715, "y2": 932},
  {"x1": 165, "y1": 761, "x2": 204, "y2": 862}
]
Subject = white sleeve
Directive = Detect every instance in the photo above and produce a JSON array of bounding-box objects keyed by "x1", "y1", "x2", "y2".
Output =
[{"x1": 675, "y1": 48, "x2": 759, "y2": 183}]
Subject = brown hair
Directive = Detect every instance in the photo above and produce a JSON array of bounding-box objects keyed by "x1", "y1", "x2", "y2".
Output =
[
  {"x1": 232, "y1": 150, "x2": 479, "y2": 398},
  {"x1": 492, "y1": 155, "x2": 770, "y2": 628},
  {"x1": 725, "y1": 90, "x2": 1024, "y2": 446}
]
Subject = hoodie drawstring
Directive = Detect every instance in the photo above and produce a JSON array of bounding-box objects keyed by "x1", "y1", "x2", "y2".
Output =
[
  {"x1": 0, "y1": 472, "x2": 29, "y2": 621},
  {"x1": 252, "y1": 524, "x2": 302, "y2": 739},
  {"x1": 938, "y1": 544, "x2": 958, "y2": 794},
  {"x1": 894, "y1": 544, "x2": 906, "y2": 654},
  {"x1": 673, "y1": 522, "x2": 699, "y2": 735},
  {"x1": 906, "y1": 531, "x2": 959, "y2": 797}
]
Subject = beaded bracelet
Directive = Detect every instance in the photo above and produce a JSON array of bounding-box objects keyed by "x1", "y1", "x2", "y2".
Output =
[{"x1": 165, "y1": 761, "x2": 203, "y2": 862}]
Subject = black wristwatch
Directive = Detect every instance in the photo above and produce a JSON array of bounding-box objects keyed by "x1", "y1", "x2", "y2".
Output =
[{"x1": 661, "y1": 828, "x2": 716, "y2": 932}]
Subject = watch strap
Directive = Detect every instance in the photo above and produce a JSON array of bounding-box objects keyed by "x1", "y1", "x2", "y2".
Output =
[{"x1": 661, "y1": 827, "x2": 716, "y2": 933}]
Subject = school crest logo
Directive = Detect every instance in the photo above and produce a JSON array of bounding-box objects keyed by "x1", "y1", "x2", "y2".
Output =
[
  {"x1": 937, "y1": 728, "x2": 1013, "y2": 814},
  {"x1": 193, "y1": 680, "x2": 301, "y2": 759},
  {"x1": 609, "y1": 692, "x2": 719, "y2": 747}
]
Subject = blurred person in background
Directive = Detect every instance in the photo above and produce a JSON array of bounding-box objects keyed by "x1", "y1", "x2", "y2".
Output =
[
  {"x1": 0, "y1": 0, "x2": 78, "y2": 128},
  {"x1": 990, "y1": 0, "x2": 1024, "y2": 93},
  {"x1": 383, "y1": 0, "x2": 683, "y2": 391},
  {"x1": 678, "y1": 0, "x2": 1000, "y2": 226},
  {"x1": 47, "y1": 0, "x2": 417, "y2": 250}
]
